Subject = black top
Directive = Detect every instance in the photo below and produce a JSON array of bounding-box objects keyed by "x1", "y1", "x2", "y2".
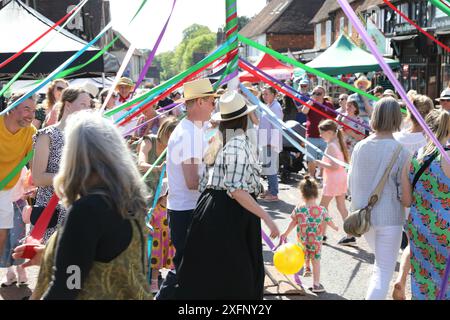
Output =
[{"x1": 43, "y1": 194, "x2": 132, "y2": 300}]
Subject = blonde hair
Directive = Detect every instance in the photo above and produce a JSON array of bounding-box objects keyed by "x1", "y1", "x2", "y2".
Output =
[
  {"x1": 408, "y1": 95, "x2": 434, "y2": 126},
  {"x1": 318, "y1": 119, "x2": 350, "y2": 163},
  {"x1": 54, "y1": 111, "x2": 148, "y2": 218},
  {"x1": 421, "y1": 110, "x2": 450, "y2": 159},
  {"x1": 43, "y1": 79, "x2": 69, "y2": 110},
  {"x1": 370, "y1": 97, "x2": 402, "y2": 133},
  {"x1": 56, "y1": 87, "x2": 89, "y2": 121},
  {"x1": 156, "y1": 116, "x2": 179, "y2": 146}
]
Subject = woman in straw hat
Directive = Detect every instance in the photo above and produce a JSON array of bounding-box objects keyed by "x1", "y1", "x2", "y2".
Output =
[
  {"x1": 175, "y1": 90, "x2": 279, "y2": 300},
  {"x1": 348, "y1": 75, "x2": 374, "y2": 123}
]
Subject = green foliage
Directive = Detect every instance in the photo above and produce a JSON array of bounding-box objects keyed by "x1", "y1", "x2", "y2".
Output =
[{"x1": 155, "y1": 24, "x2": 216, "y2": 81}]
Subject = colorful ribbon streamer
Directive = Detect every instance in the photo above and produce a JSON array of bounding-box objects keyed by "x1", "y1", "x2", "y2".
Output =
[
  {"x1": 238, "y1": 35, "x2": 380, "y2": 102},
  {"x1": 224, "y1": 0, "x2": 238, "y2": 83},
  {"x1": 1, "y1": 21, "x2": 113, "y2": 115},
  {"x1": 239, "y1": 57, "x2": 371, "y2": 134},
  {"x1": 239, "y1": 61, "x2": 367, "y2": 138},
  {"x1": 383, "y1": 0, "x2": 450, "y2": 53},
  {"x1": 0, "y1": 0, "x2": 89, "y2": 98},
  {"x1": 133, "y1": 0, "x2": 177, "y2": 92},
  {"x1": 338, "y1": 0, "x2": 450, "y2": 300},
  {"x1": 0, "y1": 0, "x2": 87, "y2": 70},
  {"x1": 430, "y1": 0, "x2": 450, "y2": 17}
]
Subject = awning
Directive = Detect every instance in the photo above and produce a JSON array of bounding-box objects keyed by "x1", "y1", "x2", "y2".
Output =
[
  {"x1": 305, "y1": 34, "x2": 400, "y2": 76},
  {"x1": 437, "y1": 29, "x2": 450, "y2": 36},
  {"x1": 391, "y1": 35, "x2": 418, "y2": 41},
  {"x1": 239, "y1": 53, "x2": 293, "y2": 82}
]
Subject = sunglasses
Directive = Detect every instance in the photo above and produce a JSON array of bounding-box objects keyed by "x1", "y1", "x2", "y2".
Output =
[
  {"x1": 55, "y1": 86, "x2": 66, "y2": 92},
  {"x1": 300, "y1": 85, "x2": 308, "y2": 88},
  {"x1": 312, "y1": 92, "x2": 323, "y2": 96},
  {"x1": 339, "y1": 98, "x2": 347, "y2": 101}
]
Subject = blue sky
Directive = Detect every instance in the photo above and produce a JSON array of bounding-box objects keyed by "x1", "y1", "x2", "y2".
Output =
[{"x1": 109, "y1": 0, "x2": 266, "y2": 52}]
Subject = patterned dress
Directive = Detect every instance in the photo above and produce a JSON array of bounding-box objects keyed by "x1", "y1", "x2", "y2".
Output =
[
  {"x1": 291, "y1": 205, "x2": 332, "y2": 260},
  {"x1": 32, "y1": 126, "x2": 68, "y2": 244},
  {"x1": 407, "y1": 153, "x2": 450, "y2": 300},
  {"x1": 150, "y1": 202, "x2": 175, "y2": 270}
]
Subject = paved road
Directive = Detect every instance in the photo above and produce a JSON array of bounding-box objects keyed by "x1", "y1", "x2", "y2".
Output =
[{"x1": 0, "y1": 173, "x2": 411, "y2": 300}]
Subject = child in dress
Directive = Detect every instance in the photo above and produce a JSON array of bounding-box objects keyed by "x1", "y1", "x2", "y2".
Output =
[
  {"x1": 149, "y1": 179, "x2": 175, "y2": 293},
  {"x1": 314, "y1": 119, "x2": 355, "y2": 246},
  {"x1": 281, "y1": 176, "x2": 338, "y2": 293}
]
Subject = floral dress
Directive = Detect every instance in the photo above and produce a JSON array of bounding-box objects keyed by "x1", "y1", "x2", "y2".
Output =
[
  {"x1": 150, "y1": 202, "x2": 175, "y2": 270},
  {"x1": 291, "y1": 205, "x2": 332, "y2": 260},
  {"x1": 407, "y1": 153, "x2": 450, "y2": 300},
  {"x1": 32, "y1": 126, "x2": 68, "y2": 244},
  {"x1": 341, "y1": 115, "x2": 367, "y2": 155}
]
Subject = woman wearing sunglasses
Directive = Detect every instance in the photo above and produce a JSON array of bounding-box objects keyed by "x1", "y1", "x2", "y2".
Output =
[{"x1": 32, "y1": 79, "x2": 69, "y2": 129}]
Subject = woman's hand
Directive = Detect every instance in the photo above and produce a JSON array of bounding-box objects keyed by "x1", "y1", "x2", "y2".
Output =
[
  {"x1": 264, "y1": 218, "x2": 280, "y2": 239},
  {"x1": 13, "y1": 244, "x2": 45, "y2": 268}
]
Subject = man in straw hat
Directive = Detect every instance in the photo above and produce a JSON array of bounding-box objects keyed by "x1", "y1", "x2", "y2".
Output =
[
  {"x1": 156, "y1": 78, "x2": 218, "y2": 300},
  {"x1": 115, "y1": 77, "x2": 135, "y2": 105},
  {"x1": 348, "y1": 75, "x2": 374, "y2": 123},
  {"x1": 436, "y1": 87, "x2": 450, "y2": 112}
]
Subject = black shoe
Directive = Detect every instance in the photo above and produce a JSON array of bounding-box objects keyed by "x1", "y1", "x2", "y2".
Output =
[
  {"x1": 338, "y1": 236, "x2": 357, "y2": 246},
  {"x1": 322, "y1": 235, "x2": 328, "y2": 243},
  {"x1": 309, "y1": 283, "x2": 325, "y2": 293}
]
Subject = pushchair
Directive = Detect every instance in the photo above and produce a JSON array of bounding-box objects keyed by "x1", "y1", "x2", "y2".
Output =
[{"x1": 279, "y1": 120, "x2": 307, "y2": 183}]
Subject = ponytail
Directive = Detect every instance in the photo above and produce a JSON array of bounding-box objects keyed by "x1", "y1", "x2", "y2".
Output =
[
  {"x1": 337, "y1": 129, "x2": 350, "y2": 163},
  {"x1": 318, "y1": 119, "x2": 350, "y2": 163}
]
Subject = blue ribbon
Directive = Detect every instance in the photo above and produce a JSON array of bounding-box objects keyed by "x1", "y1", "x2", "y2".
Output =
[{"x1": 1, "y1": 21, "x2": 113, "y2": 115}]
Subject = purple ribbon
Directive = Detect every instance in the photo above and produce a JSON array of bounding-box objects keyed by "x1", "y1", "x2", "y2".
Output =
[
  {"x1": 338, "y1": 0, "x2": 450, "y2": 300},
  {"x1": 239, "y1": 57, "x2": 371, "y2": 132},
  {"x1": 133, "y1": 0, "x2": 177, "y2": 91}
]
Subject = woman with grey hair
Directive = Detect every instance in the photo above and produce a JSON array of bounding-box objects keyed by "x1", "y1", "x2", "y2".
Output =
[
  {"x1": 348, "y1": 97, "x2": 410, "y2": 300},
  {"x1": 17, "y1": 111, "x2": 152, "y2": 299}
]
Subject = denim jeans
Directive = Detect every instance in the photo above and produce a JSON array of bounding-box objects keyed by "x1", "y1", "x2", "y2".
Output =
[
  {"x1": 155, "y1": 209, "x2": 194, "y2": 300},
  {"x1": 267, "y1": 174, "x2": 279, "y2": 196}
]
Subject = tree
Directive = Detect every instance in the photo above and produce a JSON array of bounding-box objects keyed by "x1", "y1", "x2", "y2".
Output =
[{"x1": 238, "y1": 16, "x2": 250, "y2": 31}]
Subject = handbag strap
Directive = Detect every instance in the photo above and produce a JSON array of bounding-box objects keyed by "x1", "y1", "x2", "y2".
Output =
[
  {"x1": 28, "y1": 193, "x2": 59, "y2": 243},
  {"x1": 368, "y1": 145, "x2": 402, "y2": 207},
  {"x1": 412, "y1": 147, "x2": 450, "y2": 190}
]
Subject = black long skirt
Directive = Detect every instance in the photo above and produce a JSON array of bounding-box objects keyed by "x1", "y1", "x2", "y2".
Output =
[{"x1": 175, "y1": 189, "x2": 264, "y2": 300}]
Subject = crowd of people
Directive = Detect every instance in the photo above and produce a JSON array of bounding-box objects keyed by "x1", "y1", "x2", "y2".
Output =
[{"x1": 0, "y1": 73, "x2": 449, "y2": 300}]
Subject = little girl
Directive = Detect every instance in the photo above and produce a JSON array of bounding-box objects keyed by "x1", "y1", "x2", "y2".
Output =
[
  {"x1": 281, "y1": 176, "x2": 338, "y2": 293},
  {"x1": 314, "y1": 119, "x2": 355, "y2": 246},
  {"x1": 149, "y1": 179, "x2": 175, "y2": 293}
]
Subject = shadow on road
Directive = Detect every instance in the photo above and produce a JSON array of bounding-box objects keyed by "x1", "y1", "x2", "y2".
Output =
[{"x1": 0, "y1": 285, "x2": 32, "y2": 300}]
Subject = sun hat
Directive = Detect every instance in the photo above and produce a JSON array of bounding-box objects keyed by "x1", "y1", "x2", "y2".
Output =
[
  {"x1": 176, "y1": 79, "x2": 219, "y2": 103},
  {"x1": 211, "y1": 90, "x2": 257, "y2": 122},
  {"x1": 354, "y1": 75, "x2": 372, "y2": 90},
  {"x1": 116, "y1": 77, "x2": 134, "y2": 88}
]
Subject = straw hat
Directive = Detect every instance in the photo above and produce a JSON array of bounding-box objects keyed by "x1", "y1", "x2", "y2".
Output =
[
  {"x1": 177, "y1": 79, "x2": 219, "y2": 102},
  {"x1": 354, "y1": 76, "x2": 372, "y2": 90},
  {"x1": 436, "y1": 88, "x2": 450, "y2": 102},
  {"x1": 211, "y1": 90, "x2": 257, "y2": 122},
  {"x1": 78, "y1": 82, "x2": 99, "y2": 98},
  {"x1": 241, "y1": 81, "x2": 259, "y2": 95},
  {"x1": 382, "y1": 89, "x2": 399, "y2": 100},
  {"x1": 116, "y1": 77, "x2": 134, "y2": 88}
]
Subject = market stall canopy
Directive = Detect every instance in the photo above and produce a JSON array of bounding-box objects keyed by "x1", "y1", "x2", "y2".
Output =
[
  {"x1": 239, "y1": 53, "x2": 293, "y2": 83},
  {"x1": 306, "y1": 34, "x2": 400, "y2": 76},
  {"x1": 0, "y1": 0, "x2": 103, "y2": 79}
]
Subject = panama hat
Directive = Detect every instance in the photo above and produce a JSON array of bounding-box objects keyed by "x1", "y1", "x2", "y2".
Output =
[
  {"x1": 436, "y1": 88, "x2": 450, "y2": 102},
  {"x1": 78, "y1": 82, "x2": 99, "y2": 98},
  {"x1": 354, "y1": 76, "x2": 372, "y2": 90},
  {"x1": 211, "y1": 90, "x2": 257, "y2": 122},
  {"x1": 116, "y1": 77, "x2": 134, "y2": 88},
  {"x1": 177, "y1": 79, "x2": 219, "y2": 103},
  {"x1": 382, "y1": 89, "x2": 399, "y2": 100}
]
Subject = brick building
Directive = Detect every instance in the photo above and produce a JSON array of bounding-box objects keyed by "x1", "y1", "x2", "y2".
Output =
[{"x1": 239, "y1": 0, "x2": 325, "y2": 61}]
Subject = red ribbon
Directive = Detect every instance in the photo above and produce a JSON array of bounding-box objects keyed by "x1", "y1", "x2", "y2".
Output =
[
  {"x1": 383, "y1": 0, "x2": 450, "y2": 53},
  {"x1": 239, "y1": 61, "x2": 368, "y2": 137},
  {"x1": 0, "y1": 5, "x2": 80, "y2": 69}
]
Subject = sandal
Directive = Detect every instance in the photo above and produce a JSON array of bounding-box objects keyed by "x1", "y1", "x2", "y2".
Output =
[{"x1": 303, "y1": 266, "x2": 312, "y2": 277}]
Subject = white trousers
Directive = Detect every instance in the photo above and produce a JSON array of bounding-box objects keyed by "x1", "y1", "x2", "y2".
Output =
[{"x1": 364, "y1": 225, "x2": 403, "y2": 300}]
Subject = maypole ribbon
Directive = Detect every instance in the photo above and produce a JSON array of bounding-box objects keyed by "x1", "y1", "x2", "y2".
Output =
[
  {"x1": 240, "y1": 84, "x2": 350, "y2": 169},
  {"x1": 239, "y1": 61, "x2": 368, "y2": 137},
  {"x1": 238, "y1": 35, "x2": 380, "y2": 102},
  {"x1": 0, "y1": 0, "x2": 86, "y2": 69},
  {"x1": 338, "y1": 0, "x2": 450, "y2": 300},
  {"x1": 239, "y1": 57, "x2": 371, "y2": 134},
  {"x1": 0, "y1": 150, "x2": 34, "y2": 192},
  {"x1": 224, "y1": 0, "x2": 239, "y2": 85},
  {"x1": 133, "y1": 0, "x2": 177, "y2": 92},
  {"x1": 383, "y1": 1, "x2": 450, "y2": 52},
  {"x1": 103, "y1": 37, "x2": 235, "y2": 119},
  {"x1": 1, "y1": 21, "x2": 113, "y2": 115},
  {"x1": 430, "y1": 0, "x2": 450, "y2": 17},
  {"x1": 0, "y1": 0, "x2": 89, "y2": 98}
]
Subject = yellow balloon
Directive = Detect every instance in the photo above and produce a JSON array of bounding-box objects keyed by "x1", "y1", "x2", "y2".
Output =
[{"x1": 273, "y1": 243, "x2": 305, "y2": 275}]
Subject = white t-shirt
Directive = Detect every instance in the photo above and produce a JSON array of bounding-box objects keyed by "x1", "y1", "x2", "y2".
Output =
[
  {"x1": 167, "y1": 118, "x2": 207, "y2": 211},
  {"x1": 394, "y1": 131, "x2": 427, "y2": 155}
]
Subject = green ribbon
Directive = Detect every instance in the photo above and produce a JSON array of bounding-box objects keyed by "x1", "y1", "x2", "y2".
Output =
[
  {"x1": 142, "y1": 149, "x2": 167, "y2": 181},
  {"x1": 104, "y1": 43, "x2": 233, "y2": 118},
  {"x1": 0, "y1": 150, "x2": 34, "y2": 192},
  {"x1": 430, "y1": 0, "x2": 450, "y2": 17}
]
